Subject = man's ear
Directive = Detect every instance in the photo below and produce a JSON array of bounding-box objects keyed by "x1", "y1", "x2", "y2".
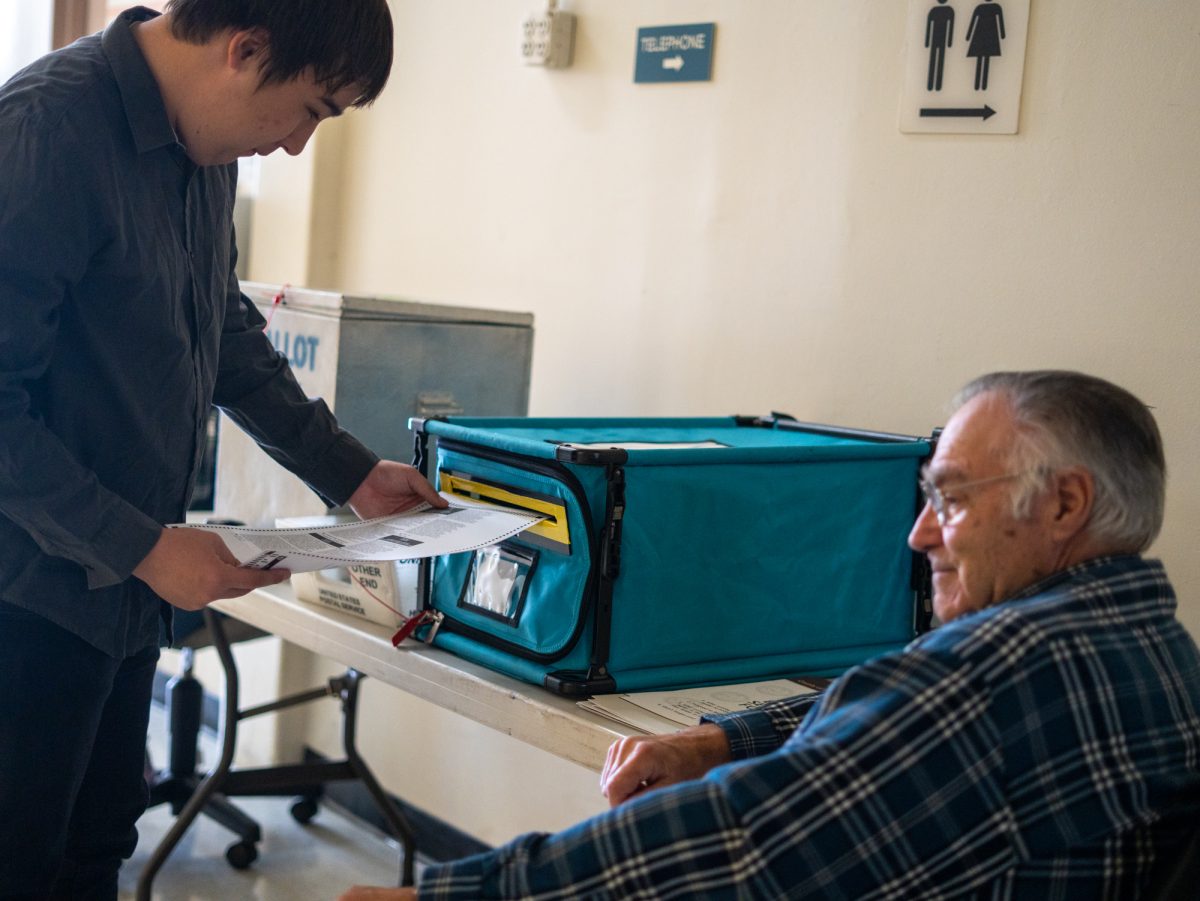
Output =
[
  {"x1": 1047, "y1": 466, "x2": 1094, "y2": 541},
  {"x1": 225, "y1": 28, "x2": 270, "y2": 74}
]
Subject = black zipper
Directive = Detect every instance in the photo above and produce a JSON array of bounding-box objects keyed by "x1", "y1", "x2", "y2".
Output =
[{"x1": 428, "y1": 438, "x2": 599, "y2": 664}]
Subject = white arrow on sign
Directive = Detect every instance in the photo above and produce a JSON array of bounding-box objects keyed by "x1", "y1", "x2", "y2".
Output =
[{"x1": 662, "y1": 56, "x2": 684, "y2": 71}]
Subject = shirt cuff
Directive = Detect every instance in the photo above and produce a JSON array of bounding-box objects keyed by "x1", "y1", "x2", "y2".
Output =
[
  {"x1": 702, "y1": 707, "x2": 785, "y2": 760},
  {"x1": 703, "y1": 689, "x2": 825, "y2": 758},
  {"x1": 417, "y1": 834, "x2": 543, "y2": 900},
  {"x1": 84, "y1": 500, "x2": 165, "y2": 590}
]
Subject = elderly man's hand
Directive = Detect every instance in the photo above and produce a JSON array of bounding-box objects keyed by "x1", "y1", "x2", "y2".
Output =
[
  {"x1": 336, "y1": 887, "x2": 416, "y2": 901},
  {"x1": 600, "y1": 723, "x2": 733, "y2": 807},
  {"x1": 348, "y1": 460, "x2": 448, "y2": 520}
]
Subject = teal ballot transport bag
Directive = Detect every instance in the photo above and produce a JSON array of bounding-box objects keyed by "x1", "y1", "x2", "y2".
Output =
[{"x1": 407, "y1": 416, "x2": 933, "y2": 695}]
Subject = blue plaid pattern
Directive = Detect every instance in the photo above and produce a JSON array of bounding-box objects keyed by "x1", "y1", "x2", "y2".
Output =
[{"x1": 419, "y1": 556, "x2": 1200, "y2": 899}]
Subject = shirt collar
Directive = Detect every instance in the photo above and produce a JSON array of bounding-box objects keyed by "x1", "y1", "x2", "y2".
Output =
[
  {"x1": 102, "y1": 7, "x2": 178, "y2": 155},
  {"x1": 1006, "y1": 553, "x2": 1150, "y2": 603}
]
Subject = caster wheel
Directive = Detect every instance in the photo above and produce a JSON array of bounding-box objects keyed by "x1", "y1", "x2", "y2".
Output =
[
  {"x1": 290, "y1": 797, "x2": 319, "y2": 824},
  {"x1": 225, "y1": 840, "x2": 258, "y2": 870}
]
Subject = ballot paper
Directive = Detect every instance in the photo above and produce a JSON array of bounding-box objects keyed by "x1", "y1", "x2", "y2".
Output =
[
  {"x1": 578, "y1": 678, "x2": 826, "y2": 735},
  {"x1": 173, "y1": 494, "x2": 545, "y2": 573}
]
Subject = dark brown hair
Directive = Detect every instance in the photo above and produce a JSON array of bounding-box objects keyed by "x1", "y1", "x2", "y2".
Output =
[{"x1": 164, "y1": 0, "x2": 393, "y2": 107}]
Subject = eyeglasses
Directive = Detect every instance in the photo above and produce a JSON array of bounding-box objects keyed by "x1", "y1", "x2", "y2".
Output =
[{"x1": 918, "y1": 471, "x2": 1027, "y2": 526}]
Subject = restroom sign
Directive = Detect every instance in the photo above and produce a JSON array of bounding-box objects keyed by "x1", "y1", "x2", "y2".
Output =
[
  {"x1": 899, "y1": 0, "x2": 1030, "y2": 134},
  {"x1": 634, "y1": 23, "x2": 715, "y2": 83}
]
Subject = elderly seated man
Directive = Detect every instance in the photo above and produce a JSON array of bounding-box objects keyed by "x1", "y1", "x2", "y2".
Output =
[{"x1": 342, "y1": 370, "x2": 1200, "y2": 900}]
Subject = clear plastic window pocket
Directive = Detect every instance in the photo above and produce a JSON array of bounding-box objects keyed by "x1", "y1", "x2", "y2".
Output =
[{"x1": 456, "y1": 542, "x2": 537, "y2": 625}]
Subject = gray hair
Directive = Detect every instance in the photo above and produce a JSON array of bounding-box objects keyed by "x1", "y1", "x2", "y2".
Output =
[{"x1": 952, "y1": 371, "x2": 1166, "y2": 553}]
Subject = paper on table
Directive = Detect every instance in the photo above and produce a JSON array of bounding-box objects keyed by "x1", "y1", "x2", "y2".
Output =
[
  {"x1": 173, "y1": 494, "x2": 545, "y2": 572},
  {"x1": 577, "y1": 696, "x2": 686, "y2": 735},
  {"x1": 578, "y1": 678, "x2": 825, "y2": 735}
]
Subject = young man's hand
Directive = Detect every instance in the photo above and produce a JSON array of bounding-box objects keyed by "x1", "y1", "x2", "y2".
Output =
[
  {"x1": 600, "y1": 723, "x2": 733, "y2": 807},
  {"x1": 348, "y1": 460, "x2": 448, "y2": 520},
  {"x1": 132, "y1": 527, "x2": 289, "y2": 610}
]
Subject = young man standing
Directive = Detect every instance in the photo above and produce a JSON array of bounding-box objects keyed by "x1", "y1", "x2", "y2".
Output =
[{"x1": 0, "y1": 2, "x2": 440, "y2": 896}]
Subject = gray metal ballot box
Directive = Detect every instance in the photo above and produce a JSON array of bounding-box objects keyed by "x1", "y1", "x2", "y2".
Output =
[{"x1": 213, "y1": 283, "x2": 534, "y2": 525}]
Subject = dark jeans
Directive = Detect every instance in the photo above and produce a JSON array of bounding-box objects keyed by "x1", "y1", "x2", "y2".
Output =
[{"x1": 0, "y1": 602, "x2": 159, "y2": 900}]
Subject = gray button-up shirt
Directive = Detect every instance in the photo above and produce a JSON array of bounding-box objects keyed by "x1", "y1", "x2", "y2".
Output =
[{"x1": 0, "y1": 9, "x2": 377, "y2": 657}]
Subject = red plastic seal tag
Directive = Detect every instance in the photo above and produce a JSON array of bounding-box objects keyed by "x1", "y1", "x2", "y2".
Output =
[{"x1": 391, "y1": 610, "x2": 434, "y2": 647}]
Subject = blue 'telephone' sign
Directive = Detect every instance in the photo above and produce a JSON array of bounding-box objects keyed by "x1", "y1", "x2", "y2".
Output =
[{"x1": 635, "y1": 23, "x2": 715, "y2": 84}]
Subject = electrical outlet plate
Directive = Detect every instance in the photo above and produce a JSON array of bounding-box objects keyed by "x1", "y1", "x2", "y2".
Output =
[{"x1": 522, "y1": 9, "x2": 575, "y2": 68}]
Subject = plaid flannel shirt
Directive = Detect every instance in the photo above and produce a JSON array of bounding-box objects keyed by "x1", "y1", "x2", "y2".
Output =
[{"x1": 419, "y1": 555, "x2": 1200, "y2": 899}]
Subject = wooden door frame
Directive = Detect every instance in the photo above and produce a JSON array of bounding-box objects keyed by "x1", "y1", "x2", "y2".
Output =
[{"x1": 52, "y1": 0, "x2": 107, "y2": 49}]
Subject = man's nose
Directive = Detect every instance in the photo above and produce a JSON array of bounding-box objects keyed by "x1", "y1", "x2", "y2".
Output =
[
  {"x1": 908, "y1": 501, "x2": 942, "y2": 552},
  {"x1": 281, "y1": 120, "x2": 318, "y2": 156}
]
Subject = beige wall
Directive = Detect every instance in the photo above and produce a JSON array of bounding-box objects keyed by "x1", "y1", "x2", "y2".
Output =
[{"x1": 243, "y1": 0, "x2": 1200, "y2": 846}]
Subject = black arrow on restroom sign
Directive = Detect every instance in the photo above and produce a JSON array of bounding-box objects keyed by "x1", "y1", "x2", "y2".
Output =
[{"x1": 919, "y1": 105, "x2": 997, "y2": 120}]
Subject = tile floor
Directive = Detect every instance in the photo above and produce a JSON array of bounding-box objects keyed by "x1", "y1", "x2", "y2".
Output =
[{"x1": 119, "y1": 703, "x2": 412, "y2": 901}]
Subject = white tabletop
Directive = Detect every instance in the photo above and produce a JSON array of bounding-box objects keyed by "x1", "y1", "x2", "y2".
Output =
[{"x1": 213, "y1": 585, "x2": 633, "y2": 772}]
